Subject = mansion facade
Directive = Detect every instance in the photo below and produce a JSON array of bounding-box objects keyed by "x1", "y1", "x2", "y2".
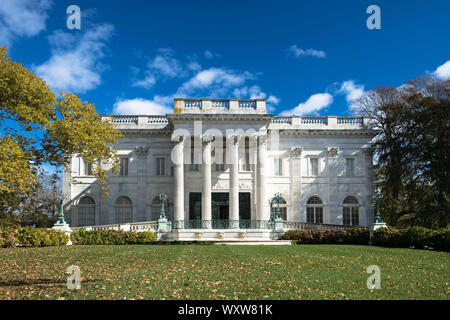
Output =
[{"x1": 63, "y1": 98, "x2": 377, "y2": 238}]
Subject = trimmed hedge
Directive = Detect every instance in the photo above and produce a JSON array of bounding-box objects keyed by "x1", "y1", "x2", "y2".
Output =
[
  {"x1": 279, "y1": 227, "x2": 369, "y2": 245},
  {"x1": 0, "y1": 226, "x2": 69, "y2": 248},
  {"x1": 372, "y1": 226, "x2": 450, "y2": 251},
  {"x1": 71, "y1": 229, "x2": 157, "y2": 245}
]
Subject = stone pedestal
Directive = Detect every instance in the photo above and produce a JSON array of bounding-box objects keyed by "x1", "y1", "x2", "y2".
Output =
[
  {"x1": 369, "y1": 222, "x2": 387, "y2": 245},
  {"x1": 274, "y1": 217, "x2": 285, "y2": 231},
  {"x1": 52, "y1": 223, "x2": 72, "y2": 245},
  {"x1": 158, "y1": 217, "x2": 169, "y2": 232}
]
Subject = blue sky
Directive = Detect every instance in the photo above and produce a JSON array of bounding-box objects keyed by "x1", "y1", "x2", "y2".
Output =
[{"x1": 1, "y1": 0, "x2": 449, "y2": 117}]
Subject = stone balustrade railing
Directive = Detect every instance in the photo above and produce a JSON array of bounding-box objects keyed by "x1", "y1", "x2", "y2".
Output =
[
  {"x1": 71, "y1": 220, "x2": 352, "y2": 232},
  {"x1": 284, "y1": 221, "x2": 351, "y2": 230},
  {"x1": 71, "y1": 221, "x2": 159, "y2": 232},
  {"x1": 174, "y1": 98, "x2": 266, "y2": 113},
  {"x1": 271, "y1": 116, "x2": 370, "y2": 128}
]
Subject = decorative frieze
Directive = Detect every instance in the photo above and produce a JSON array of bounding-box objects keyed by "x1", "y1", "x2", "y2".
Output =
[
  {"x1": 135, "y1": 146, "x2": 149, "y2": 157},
  {"x1": 289, "y1": 147, "x2": 302, "y2": 158},
  {"x1": 326, "y1": 147, "x2": 339, "y2": 158}
]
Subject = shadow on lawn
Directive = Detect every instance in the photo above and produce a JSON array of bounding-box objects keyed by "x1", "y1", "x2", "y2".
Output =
[{"x1": 0, "y1": 278, "x2": 96, "y2": 287}]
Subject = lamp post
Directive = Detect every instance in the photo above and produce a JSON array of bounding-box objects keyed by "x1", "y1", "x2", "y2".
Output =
[
  {"x1": 159, "y1": 193, "x2": 167, "y2": 219},
  {"x1": 55, "y1": 193, "x2": 67, "y2": 225},
  {"x1": 270, "y1": 193, "x2": 284, "y2": 235},
  {"x1": 157, "y1": 193, "x2": 169, "y2": 234},
  {"x1": 369, "y1": 192, "x2": 386, "y2": 244},
  {"x1": 52, "y1": 192, "x2": 72, "y2": 245}
]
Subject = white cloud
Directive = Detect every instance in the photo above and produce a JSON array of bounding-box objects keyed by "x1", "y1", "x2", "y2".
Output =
[
  {"x1": 233, "y1": 85, "x2": 280, "y2": 111},
  {"x1": 113, "y1": 98, "x2": 172, "y2": 115},
  {"x1": 133, "y1": 49, "x2": 184, "y2": 88},
  {"x1": 281, "y1": 93, "x2": 333, "y2": 115},
  {"x1": 433, "y1": 60, "x2": 450, "y2": 80},
  {"x1": 177, "y1": 68, "x2": 255, "y2": 97},
  {"x1": 204, "y1": 50, "x2": 220, "y2": 59},
  {"x1": 287, "y1": 45, "x2": 326, "y2": 58},
  {"x1": 132, "y1": 75, "x2": 156, "y2": 89},
  {"x1": 0, "y1": 0, "x2": 52, "y2": 47},
  {"x1": 338, "y1": 80, "x2": 364, "y2": 104},
  {"x1": 34, "y1": 23, "x2": 114, "y2": 93}
]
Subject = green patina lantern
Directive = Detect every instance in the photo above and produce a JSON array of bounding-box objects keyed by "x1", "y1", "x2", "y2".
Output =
[
  {"x1": 159, "y1": 193, "x2": 168, "y2": 219},
  {"x1": 270, "y1": 193, "x2": 283, "y2": 220},
  {"x1": 55, "y1": 193, "x2": 67, "y2": 225},
  {"x1": 374, "y1": 197, "x2": 384, "y2": 223}
]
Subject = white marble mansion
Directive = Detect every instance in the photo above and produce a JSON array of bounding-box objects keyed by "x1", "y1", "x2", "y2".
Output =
[{"x1": 63, "y1": 98, "x2": 377, "y2": 240}]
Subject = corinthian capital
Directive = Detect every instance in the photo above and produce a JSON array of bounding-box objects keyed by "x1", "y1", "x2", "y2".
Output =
[
  {"x1": 202, "y1": 135, "x2": 215, "y2": 145},
  {"x1": 171, "y1": 134, "x2": 184, "y2": 144}
]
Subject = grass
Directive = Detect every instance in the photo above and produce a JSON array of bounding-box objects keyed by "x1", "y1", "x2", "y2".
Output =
[{"x1": 0, "y1": 244, "x2": 448, "y2": 300}]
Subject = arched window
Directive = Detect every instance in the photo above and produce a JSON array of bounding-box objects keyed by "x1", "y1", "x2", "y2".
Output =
[
  {"x1": 151, "y1": 196, "x2": 161, "y2": 220},
  {"x1": 343, "y1": 196, "x2": 359, "y2": 226},
  {"x1": 115, "y1": 196, "x2": 132, "y2": 223},
  {"x1": 271, "y1": 197, "x2": 287, "y2": 220},
  {"x1": 78, "y1": 196, "x2": 95, "y2": 226},
  {"x1": 306, "y1": 196, "x2": 323, "y2": 223}
]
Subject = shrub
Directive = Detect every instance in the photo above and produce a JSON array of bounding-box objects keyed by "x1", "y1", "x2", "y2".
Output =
[
  {"x1": 279, "y1": 227, "x2": 370, "y2": 245},
  {"x1": 71, "y1": 229, "x2": 156, "y2": 245},
  {"x1": 430, "y1": 228, "x2": 450, "y2": 251},
  {"x1": 0, "y1": 227, "x2": 20, "y2": 248},
  {"x1": 372, "y1": 226, "x2": 450, "y2": 251},
  {"x1": 0, "y1": 226, "x2": 68, "y2": 247}
]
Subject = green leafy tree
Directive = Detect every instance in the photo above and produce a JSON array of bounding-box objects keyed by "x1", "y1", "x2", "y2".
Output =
[
  {"x1": 355, "y1": 77, "x2": 450, "y2": 228},
  {"x1": 0, "y1": 46, "x2": 122, "y2": 213}
]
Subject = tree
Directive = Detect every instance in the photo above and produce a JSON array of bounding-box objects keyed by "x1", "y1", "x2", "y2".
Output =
[
  {"x1": 355, "y1": 77, "x2": 450, "y2": 228},
  {"x1": 0, "y1": 46, "x2": 122, "y2": 213}
]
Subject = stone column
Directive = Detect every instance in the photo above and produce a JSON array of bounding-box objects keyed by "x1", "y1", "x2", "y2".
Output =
[
  {"x1": 289, "y1": 147, "x2": 302, "y2": 221},
  {"x1": 229, "y1": 135, "x2": 240, "y2": 228},
  {"x1": 202, "y1": 135, "x2": 213, "y2": 229},
  {"x1": 326, "y1": 147, "x2": 339, "y2": 225},
  {"x1": 172, "y1": 136, "x2": 184, "y2": 229},
  {"x1": 257, "y1": 135, "x2": 269, "y2": 225}
]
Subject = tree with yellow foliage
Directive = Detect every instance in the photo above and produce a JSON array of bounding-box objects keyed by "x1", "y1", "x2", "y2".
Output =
[{"x1": 0, "y1": 47, "x2": 122, "y2": 213}]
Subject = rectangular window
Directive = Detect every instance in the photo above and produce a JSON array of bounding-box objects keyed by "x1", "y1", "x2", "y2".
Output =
[
  {"x1": 190, "y1": 137, "x2": 199, "y2": 172},
  {"x1": 346, "y1": 158, "x2": 355, "y2": 177},
  {"x1": 274, "y1": 158, "x2": 282, "y2": 176},
  {"x1": 243, "y1": 137, "x2": 250, "y2": 171},
  {"x1": 170, "y1": 166, "x2": 174, "y2": 177},
  {"x1": 84, "y1": 160, "x2": 93, "y2": 176},
  {"x1": 343, "y1": 207, "x2": 359, "y2": 225},
  {"x1": 309, "y1": 158, "x2": 319, "y2": 176},
  {"x1": 119, "y1": 158, "x2": 128, "y2": 176},
  {"x1": 215, "y1": 137, "x2": 226, "y2": 172},
  {"x1": 156, "y1": 157, "x2": 165, "y2": 176}
]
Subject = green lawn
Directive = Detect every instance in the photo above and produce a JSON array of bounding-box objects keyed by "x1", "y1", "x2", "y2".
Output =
[{"x1": 0, "y1": 244, "x2": 448, "y2": 300}]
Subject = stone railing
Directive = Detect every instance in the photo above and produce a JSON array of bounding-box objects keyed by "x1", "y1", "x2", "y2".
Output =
[
  {"x1": 211, "y1": 99, "x2": 230, "y2": 109},
  {"x1": 109, "y1": 115, "x2": 139, "y2": 124},
  {"x1": 238, "y1": 100, "x2": 256, "y2": 109},
  {"x1": 270, "y1": 115, "x2": 370, "y2": 128},
  {"x1": 272, "y1": 116, "x2": 292, "y2": 124},
  {"x1": 71, "y1": 221, "x2": 159, "y2": 232},
  {"x1": 174, "y1": 98, "x2": 266, "y2": 114},
  {"x1": 101, "y1": 115, "x2": 170, "y2": 129},
  {"x1": 337, "y1": 116, "x2": 364, "y2": 124},
  {"x1": 284, "y1": 221, "x2": 351, "y2": 230}
]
